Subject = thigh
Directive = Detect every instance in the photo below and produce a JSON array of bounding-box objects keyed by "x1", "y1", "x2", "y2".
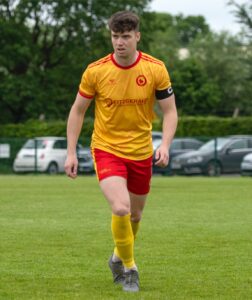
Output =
[
  {"x1": 100, "y1": 176, "x2": 131, "y2": 216},
  {"x1": 93, "y1": 148, "x2": 131, "y2": 215}
]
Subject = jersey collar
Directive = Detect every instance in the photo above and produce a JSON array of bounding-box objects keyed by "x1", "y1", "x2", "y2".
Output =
[{"x1": 111, "y1": 51, "x2": 142, "y2": 69}]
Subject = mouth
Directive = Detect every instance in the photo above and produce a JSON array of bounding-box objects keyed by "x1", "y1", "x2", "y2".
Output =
[{"x1": 116, "y1": 48, "x2": 126, "y2": 52}]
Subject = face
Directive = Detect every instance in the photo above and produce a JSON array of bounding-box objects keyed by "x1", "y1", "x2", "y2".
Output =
[{"x1": 111, "y1": 30, "x2": 141, "y2": 59}]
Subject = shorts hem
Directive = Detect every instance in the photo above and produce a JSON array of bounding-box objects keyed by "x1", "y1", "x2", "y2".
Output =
[
  {"x1": 128, "y1": 187, "x2": 151, "y2": 195},
  {"x1": 98, "y1": 173, "x2": 127, "y2": 182}
]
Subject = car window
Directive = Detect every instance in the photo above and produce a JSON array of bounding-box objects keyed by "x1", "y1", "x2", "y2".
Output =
[
  {"x1": 229, "y1": 140, "x2": 248, "y2": 150},
  {"x1": 184, "y1": 141, "x2": 201, "y2": 150},
  {"x1": 199, "y1": 138, "x2": 228, "y2": 152},
  {"x1": 53, "y1": 140, "x2": 67, "y2": 149},
  {"x1": 170, "y1": 141, "x2": 182, "y2": 150},
  {"x1": 23, "y1": 139, "x2": 47, "y2": 149},
  {"x1": 61, "y1": 140, "x2": 67, "y2": 149}
]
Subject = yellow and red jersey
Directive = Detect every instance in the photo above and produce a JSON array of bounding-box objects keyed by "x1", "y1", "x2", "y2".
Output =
[{"x1": 79, "y1": 51, "x2": 172, "y2": 160}]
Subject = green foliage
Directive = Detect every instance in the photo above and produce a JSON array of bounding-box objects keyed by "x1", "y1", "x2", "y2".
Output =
[
  {"x1": 146, "y1": 12, "x2": 179, "y2": 64},
  {"x1": 228, "y1": 0, "x2": 252, "y2": 39},
  {"x1": 147, "y1": 12, "x2": 210, "y2": 66},
  {"x1": 172, "y1": 58, "x2": 221, "y2": 115},
  {"x1": 147, "y1": 11, "x2": 252, "y2": 118},
  {"x1": 0, "y1": 0, "x2": 151, "y2": 124},
  {"x1": 2, "y1": 116, "x2": 252, "y2": 140},
  {"x1": 0, "y1": 118, "x2": 94, "y2": 145},
  {"x1": 174, "y1": 14, "x2": 210, "y2": 45},
  {"x1": 1, "y1": 1, "x2": 251, "y2": 124},
  {"x1": 188, "y1": 32, "x2": 252, "y2": 117},
  {"x1": 153, "y1": 116, "x2": 252, "y2": 137}
]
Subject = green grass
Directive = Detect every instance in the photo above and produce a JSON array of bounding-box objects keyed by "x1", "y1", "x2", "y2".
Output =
[{"x1": 0, "y1": 175, "x2": 252, "y2": 300}]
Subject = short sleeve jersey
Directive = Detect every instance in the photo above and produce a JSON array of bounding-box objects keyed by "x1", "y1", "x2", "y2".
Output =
[{"x1": 79, "y1": 51, "x2": 172, "y2": 160}]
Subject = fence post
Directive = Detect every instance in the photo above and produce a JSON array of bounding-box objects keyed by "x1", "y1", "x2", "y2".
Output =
[
  {"x1": 214, "y1": 137, "x2": 218, "y2": 176},
  {"x1": 34, "y1": 138, "x2": 38, "y2": 174}
]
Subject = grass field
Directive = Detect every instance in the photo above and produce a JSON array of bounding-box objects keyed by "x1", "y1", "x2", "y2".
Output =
[{"x1": 0, "y1": 175, "x2": 252, "y2": 300}]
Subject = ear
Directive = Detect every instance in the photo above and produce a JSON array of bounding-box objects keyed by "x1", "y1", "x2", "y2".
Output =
[{"x1": 136, "y1": 32, "x2": 141, "y2": 42}]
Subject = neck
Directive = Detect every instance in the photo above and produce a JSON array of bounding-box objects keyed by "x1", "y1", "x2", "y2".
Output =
[{"x1": 113, "y1": 51, "x2": 139, "y2": 67}]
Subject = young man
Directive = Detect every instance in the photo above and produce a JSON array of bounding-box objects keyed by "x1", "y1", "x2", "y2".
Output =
[{"x1": 65, "y1": 11, "x2": 178, "y2": 292}]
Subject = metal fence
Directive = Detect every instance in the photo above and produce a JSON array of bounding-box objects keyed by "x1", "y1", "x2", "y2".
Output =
[
  {"x1": 0, "y1": 137, "x2": 91, "y2": 175},
  {"x1": 0, "y1": 138, "x2": 27, "y2": 174},
  {"x1": 0, "y1": 136, "x2": 251, "y2": 176}
]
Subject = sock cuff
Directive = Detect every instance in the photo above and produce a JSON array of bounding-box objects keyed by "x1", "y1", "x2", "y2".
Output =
[{"x1": 112, "y1": 213, "x2": 130, "y2": 222}]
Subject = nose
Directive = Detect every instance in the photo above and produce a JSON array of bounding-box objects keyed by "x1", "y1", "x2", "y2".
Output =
[{"x1": 116, "y1": 37, "x2": 124, "y2": 46}]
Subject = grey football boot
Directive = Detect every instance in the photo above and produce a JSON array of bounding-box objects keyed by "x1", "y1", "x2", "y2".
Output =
[
  {"x1": 122, "y1": 269, "x2": 139, "y2": 292},
  {"x1": 108, "y1": 255, "x2": 125, "y2": 284}
]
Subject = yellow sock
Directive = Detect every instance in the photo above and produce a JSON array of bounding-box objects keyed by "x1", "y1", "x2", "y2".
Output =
[
  {"x1": 114, "y1": 220, "x2": 140, "y2": 259},
  {"x1": 111, "y1": 214, "x2": 135, "y2": 268},
  {"x1": 131, "y1": 220, "x2": 140, "y2": 240}
]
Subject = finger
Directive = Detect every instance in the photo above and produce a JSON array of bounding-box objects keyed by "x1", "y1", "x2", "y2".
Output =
[
  {"x1": 155, "y1": 153, "x2": 169, "y2": 167},
  {"x1": 155, "y1": 153, "x2": 164, "y2": 165},
  {"x1": 72, "y1": 163, "x2": 78, "y2": 176},
  {"x1": 68, "y1": 171, "x2": 77, "y2": 179},
  {"x1": 64, "y1": 165, "x2": 71, "y2": 175},
  {"x1": 65, "y1": 163, "x2": 77, "y2": 178}
]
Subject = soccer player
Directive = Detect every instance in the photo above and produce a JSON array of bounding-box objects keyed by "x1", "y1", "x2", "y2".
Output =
[{"x1": 64, "y1": 11, "x2": 178, "y2": 292}]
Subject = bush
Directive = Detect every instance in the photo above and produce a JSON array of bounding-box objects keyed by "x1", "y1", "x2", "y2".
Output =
[
  {"x1": 1, "y1": 116, "x2": 252, "y2": 142},
  {"x1": 0, "y1": 118, "x2": 94, "y2": 146},
  {"x1": 153, "y1": 116, "x2": 252, "y2": 137}
]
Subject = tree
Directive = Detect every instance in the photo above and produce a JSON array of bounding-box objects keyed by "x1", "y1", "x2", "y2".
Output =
[
  {"x1": 228, "y1": 1, "x2": 252, "y2": 116},
  {"x1": 174, "y1": 14, "x2": 210, "y2": 46},
  {"x1": 228, "y1": 0, "x2": 252, "y2": 40},
  {"x1": 171, "y1": 58, "x2": 221, "y2": 115},
  {"x1": 146, "y1": 12, "x2": 210, "y2": 67},
  {"x1": 188, "y1": 32, "x2": 252, "y2": 116},
  {"x1": 0, "y1": 0, "x2": 151, "y2": 123}
]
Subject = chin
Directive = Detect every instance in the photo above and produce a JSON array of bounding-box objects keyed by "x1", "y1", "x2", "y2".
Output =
[{"x1": 116, "y1": 51, "x2": 128, "y2": 58}]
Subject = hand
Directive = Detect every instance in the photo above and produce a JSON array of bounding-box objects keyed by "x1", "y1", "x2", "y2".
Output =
[
  {"x1": 64, "y1": 154, "x2": 78, "y2": 179},
  {"x1": 154, "y1": 145, "x2": 169, "y2": 168}
]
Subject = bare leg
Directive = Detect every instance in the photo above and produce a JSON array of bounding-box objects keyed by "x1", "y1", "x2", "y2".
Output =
[
  {"x1": 99, "y1": 176, "x2": 135, "y2": 268},
  {"x1": 129, "y1": 192, "x2": 147, "y2": 239}
]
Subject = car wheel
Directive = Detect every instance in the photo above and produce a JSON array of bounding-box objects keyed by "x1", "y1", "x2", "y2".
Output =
[
  {"x1": 206, "y1": 161, "x2": 221, "y2": 176},
  {"x1": 47, "y1": 162, "x2": 59, "y2": 174}
]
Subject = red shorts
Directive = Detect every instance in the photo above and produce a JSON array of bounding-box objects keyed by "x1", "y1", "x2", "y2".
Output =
[{"x1": 92, "y1": 148, "x2": 152, "y2": 195}]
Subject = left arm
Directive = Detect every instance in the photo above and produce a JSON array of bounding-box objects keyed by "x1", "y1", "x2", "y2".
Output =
[{"x1": 155, "y1": 94, "x2": 178, "y2": 167}]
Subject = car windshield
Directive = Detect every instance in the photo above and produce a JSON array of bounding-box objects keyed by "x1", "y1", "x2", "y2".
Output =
[
  {"x1": 23, "y1": 139, "x2": 47, "y2": 149},
  {"x1": 199, "y1": 138, "x2": 228, "y2": 152}
]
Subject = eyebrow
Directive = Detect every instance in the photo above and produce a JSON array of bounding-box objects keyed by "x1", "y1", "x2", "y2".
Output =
[{"x1": 112, "y1": 33, "x2": 131, "y2": 37}]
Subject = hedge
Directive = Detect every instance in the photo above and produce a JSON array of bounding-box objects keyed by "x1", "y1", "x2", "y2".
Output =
[
  {"x1": 1, "y1": 116, "x2": 252, "y2": 144},
  {"x1": 0, "y1": 118, "x2": 94, "y2": 146},
  {"x1": 154, "y1": 116, "x2": 252, "y2": 137}
]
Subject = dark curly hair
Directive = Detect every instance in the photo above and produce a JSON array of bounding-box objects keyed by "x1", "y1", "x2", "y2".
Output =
[{"x1": 108, "y1": 11, "x2": 140, "y2": 33}]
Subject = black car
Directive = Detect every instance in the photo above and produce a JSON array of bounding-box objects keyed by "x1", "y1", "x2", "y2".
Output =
[
  {"x1": 153, "y1": 138, "x2": 204, "y2": 175},
  {"x1": 171, "y1": 135, "x2": 252, "y2": 176}
]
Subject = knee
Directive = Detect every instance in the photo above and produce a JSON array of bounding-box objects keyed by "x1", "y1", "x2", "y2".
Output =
[{"x1": 112, "y1": 205, "x2": 130, "y2": 216}]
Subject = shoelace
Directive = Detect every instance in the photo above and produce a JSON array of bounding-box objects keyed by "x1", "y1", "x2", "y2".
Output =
[{"x1": 125, "y1": 270, "x2": 138, "y2": 285}]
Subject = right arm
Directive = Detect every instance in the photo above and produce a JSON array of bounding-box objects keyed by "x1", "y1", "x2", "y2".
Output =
[{"x1": 64, "y1": 93, "x2": 92, "y2": 178}]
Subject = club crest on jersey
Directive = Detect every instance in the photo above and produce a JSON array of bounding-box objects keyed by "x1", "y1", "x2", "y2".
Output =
[
  {"x1": 108, "y1": 79, "x2": 117, "y2": 85},
  {"x1": 136, "y1": 75, "x2": 147, "y2": 86}
]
